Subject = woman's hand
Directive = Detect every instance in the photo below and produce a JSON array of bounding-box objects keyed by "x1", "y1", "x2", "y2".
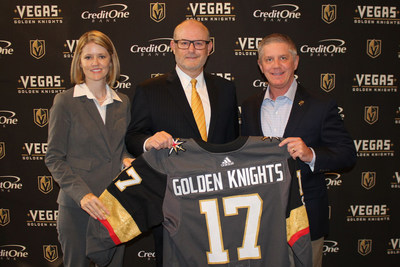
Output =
[{"x1": 80, "y1": 193, "x2": 110, "y2": 220}]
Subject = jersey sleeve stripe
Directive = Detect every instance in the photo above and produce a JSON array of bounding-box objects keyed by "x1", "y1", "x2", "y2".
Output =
[
  {"x1": 286, "y1": 205, "x2": 310, "y2": 246},
  {"x1": 99, "y1": 218, "x2": 121, "y2": 245},
  {"x1": 287, "y1": 227, "x2": 310, "y2": 247},
  {"x1": 99, "y1": 189, "x2": 142, "y2": 243}
]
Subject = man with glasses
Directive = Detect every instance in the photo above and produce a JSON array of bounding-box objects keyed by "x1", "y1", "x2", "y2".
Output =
[{"x1": 125, "y1": 19, "x2": 239, "y2": 266}]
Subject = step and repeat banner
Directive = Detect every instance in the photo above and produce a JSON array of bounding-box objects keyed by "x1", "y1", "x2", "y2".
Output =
[{"x1": 1, "y1": 0, "x2": 399, "y2": 266}]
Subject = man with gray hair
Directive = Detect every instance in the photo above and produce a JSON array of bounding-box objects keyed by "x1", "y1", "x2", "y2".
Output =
[{"x1": 241, "y1": 33, "x2": 356, "y2": 267}]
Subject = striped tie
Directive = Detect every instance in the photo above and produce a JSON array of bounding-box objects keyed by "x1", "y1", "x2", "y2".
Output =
[{"x1": 190, "y1": 79, "x2": 207, "y2": 141}]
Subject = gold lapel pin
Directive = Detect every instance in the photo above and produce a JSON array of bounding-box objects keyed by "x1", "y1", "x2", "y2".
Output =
[{"x1": 298, "y1": 100, "x2": 304, "y2": 106}]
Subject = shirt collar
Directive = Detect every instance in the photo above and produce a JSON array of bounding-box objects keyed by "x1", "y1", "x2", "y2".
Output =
[
  {"x1": 264, "y1": 79, "x2": 297, "y2": 102},
  {"x1": 175, "y1": 65, "x2": 205, "y2": 89},
  {"x1": 73, "y1": 83, "x2": 122, "y2": 102}
]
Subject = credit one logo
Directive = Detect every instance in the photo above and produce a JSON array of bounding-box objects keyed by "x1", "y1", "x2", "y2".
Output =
[
  {"x1": 0, "y1": 40, "x2": 14, "y2": 55},
  {"x1": 137, "y1": 250, "x2": 156, "y2": 260},
  {"x1": 0, "y1": 111, "x2": 18, "y2": 127},
  {"x1": 115, "y1": 74, "x2": 132, "y2": 90},
  {"x1": 300, "y1": 39, "x2": 347, "y2": 56},
  {"x1": 323, "y1": 240, "x2": 339, "y2": 255},
  {"x1": 130, "y1": 38, "x2": 172, "y2": 56},
  {"x1": 325, "y1": 173, "x2": 342, "y2": 189},
  {"x1": 0, "y1": 245, "x2": 29, "y2": 259},
  {"x1": 0, "y1": 176, "x2": 23, "y2": 192},
  {"x1": 253, "y1": 4, "x2": 301, "y2": 22},
  {"x1": 81, "y1": 4, "x2": 130, "y2": 22}
]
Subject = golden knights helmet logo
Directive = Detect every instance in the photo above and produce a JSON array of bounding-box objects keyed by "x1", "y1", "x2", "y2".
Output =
[
  {"x1": 358, "y1": 239, "x2": 372, "y2": 256},
  {"x1": 364, "y1": 106, "x2": 379, "y2": 125},
  {"x1": 0, "y1": 142, "x2": 5, "y2": 159},
  {"x1": 321, "y1": 4, "x2": 336, "y2": 24},
  {"x1": 43, "y1": 245, "x2": 58, "y2": 262},
  {"x1": 320, "y1": 73, "x2": 335, "y2": 92},
  {"x1": 30, "y1": 39, "x2": 46, "y2": 59},
  {"x1": 150, "y1": 3, "x2": 166, "y2": 22},
  {"x1": 33, "y1": 108, "x2": 49, "y2": 127},
  {"x1": 38, "y1": 176, "x2": 53, "y2": 194},
  {"x1": 361, "y1": 172, "x2": 376, "y2": 190},
  {"x1": 0, "y1": 208, "x2": 10, "y2": 226},
  {"x1": 367, "y1": 39, "x2": 381, "y2": 58},
  {"x1": 209, "y1": 37, "x2": 215, "y2": 55}
]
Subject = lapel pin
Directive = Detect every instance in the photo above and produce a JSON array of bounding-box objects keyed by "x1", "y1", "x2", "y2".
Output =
[{"x1": 298, "y1": 100, "x2": 304, "y2": 106}]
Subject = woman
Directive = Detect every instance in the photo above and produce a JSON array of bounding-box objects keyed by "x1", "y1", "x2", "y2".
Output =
[{"x1": 45, "y1": 30, "x2": 133, "y2": 267}]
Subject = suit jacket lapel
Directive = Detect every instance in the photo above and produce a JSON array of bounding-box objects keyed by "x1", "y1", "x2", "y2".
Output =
[
  {"x1": 105, "y1": 101, "x2": 116, "y2": 149},
  {"x1": 283, "y1": 85, "x2": 308, "y2": 137},
  {"x1": 166, "y1": 70, "x2": 199, "y2": 134},
  {"x1": 205, "y1": 73, "x2": 217, "y2": 140},
  {"x1": 80, "y1": 97, "x2": 112, "y2": 152},
  {"x1": 254, "y1": 90, "x2": 265, "y2": 136}
]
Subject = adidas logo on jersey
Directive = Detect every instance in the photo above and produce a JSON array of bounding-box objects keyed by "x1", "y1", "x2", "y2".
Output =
[{"x1": 221, "y1": 157, "x2": 234, "y2": 167}]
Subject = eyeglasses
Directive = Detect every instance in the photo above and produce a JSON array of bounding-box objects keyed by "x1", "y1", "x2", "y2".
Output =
[{"x1": 174, "y1": 39, "x2": 210, "y2": 50}]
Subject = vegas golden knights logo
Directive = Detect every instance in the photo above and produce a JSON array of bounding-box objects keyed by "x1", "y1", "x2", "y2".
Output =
[
  {"x1": 209, "y1": 37, "x2": 215, "y2": 55},
  {"x1": 38, "y1": 176, "x2": 53, "y2": 194},
  {"x1": 358, "y1": 239, "x2": 372, "y2": 256},
  {"x1": 30, "y1": 39, "x2": 46, "y2": 59},
  {"x1": 364, "y1": 106, "x2": 379, "y2": 125},
  {"x1": 320, "y1": 73, "x2": 335, "y2": 92},
  {"x1": 361, "y1": 172, "x2": 376, "y2": 190},
  {"x1": 321, "y1": 4, "x2": 336, "y2": 24},
  {"x1": 367, "y1": 39, "x2": 381, "y2": 58},
  {"x1": 43, "y1": 245, "x2": 58, "y2": 262},
  {"x1": 0, "y1": 208, "x2": 10, "y2": 226},
  {"x1": 33, "y1": 108, "x2": 49, "y2": 127},
  {"x1": 150, "y1": 3, "x2": 166, "y2": 22},
  {"x1": 0, "y1": 142, "x2": 5, "y2": 159}
]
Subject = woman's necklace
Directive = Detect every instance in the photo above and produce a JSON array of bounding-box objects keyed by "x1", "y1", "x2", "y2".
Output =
[{"x1": 97, "y1": 94, "x2": 107, "y2": 103}]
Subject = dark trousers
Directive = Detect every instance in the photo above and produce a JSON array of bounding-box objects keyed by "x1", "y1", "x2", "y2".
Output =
[{"x1": 153, "y1": 224, "x2": 163, "y2": 267}]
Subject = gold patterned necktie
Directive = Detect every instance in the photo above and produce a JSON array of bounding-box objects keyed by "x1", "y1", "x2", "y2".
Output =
[{"x1": 190, "y1": 78, "x2": 207, "y2": 141}]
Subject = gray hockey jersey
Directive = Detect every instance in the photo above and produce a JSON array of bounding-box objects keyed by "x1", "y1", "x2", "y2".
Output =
[{"x1": 86, "y1": 136, "x2": 312, "y2": 266}]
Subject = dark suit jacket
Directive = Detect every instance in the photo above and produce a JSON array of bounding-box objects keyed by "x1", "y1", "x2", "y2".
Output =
[
  {"x1": 126, "y1": 70, "x2": 239, "y2": 157},
  {"x1": 241, "y1": 84, "x2": 356, "y2": 240},
  {"x1": 45, "y1": 87, "x2": 131, "y2": 208}
]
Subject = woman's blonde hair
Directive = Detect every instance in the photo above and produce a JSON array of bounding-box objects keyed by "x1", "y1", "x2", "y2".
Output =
[{"x1": 70, "y1": 30, "x2": 120, "y2": 87}]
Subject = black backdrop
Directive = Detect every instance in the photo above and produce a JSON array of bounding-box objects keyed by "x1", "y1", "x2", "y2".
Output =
[{"x1": 1, "y1": 0, "x2": 399, "y2": 266}]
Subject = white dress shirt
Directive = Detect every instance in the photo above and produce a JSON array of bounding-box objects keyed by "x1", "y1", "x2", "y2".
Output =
[
  {"x1": 176, "y1": 65, "x2": 211, "y2": 132},
  {"x1": 73, "y1": 83, "x2": 122, "y2": 124}
]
